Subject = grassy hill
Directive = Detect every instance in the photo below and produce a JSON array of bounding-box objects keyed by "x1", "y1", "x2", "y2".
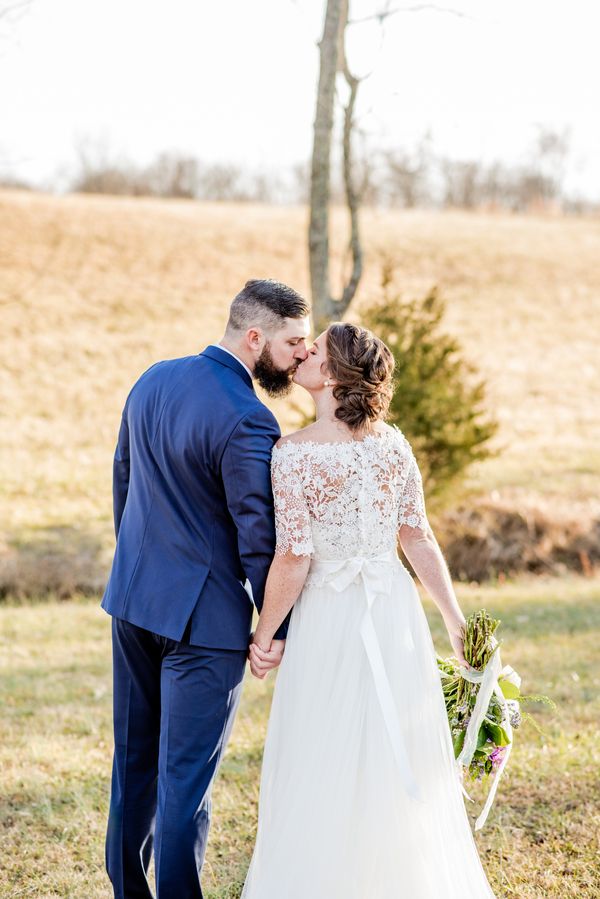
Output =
[
  {"x1": 1, "y1": 189, "x2": 599, "y2": 592},
  {"x1": 1, "y1": 190, "x2": 599, "y2": 896}
]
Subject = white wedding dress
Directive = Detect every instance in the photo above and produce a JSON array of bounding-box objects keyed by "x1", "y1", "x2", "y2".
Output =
[{"x1": 241, "y1": 426, "x2": 496, "y2": 899}]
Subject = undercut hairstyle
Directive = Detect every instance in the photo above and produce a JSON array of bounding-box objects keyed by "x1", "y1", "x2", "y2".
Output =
[{"x1": 226, "y1": 279, "x2": 310, "y2": 335}]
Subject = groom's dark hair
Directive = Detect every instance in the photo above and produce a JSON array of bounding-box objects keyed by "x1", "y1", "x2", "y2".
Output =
[{"x1": 226, "y1": 279, "x2": 310, "y2": 334}]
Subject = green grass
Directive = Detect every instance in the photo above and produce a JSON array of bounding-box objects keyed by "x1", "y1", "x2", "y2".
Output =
[{"x1": 1, "y1": 574, "x2": 599, "y2": 897}]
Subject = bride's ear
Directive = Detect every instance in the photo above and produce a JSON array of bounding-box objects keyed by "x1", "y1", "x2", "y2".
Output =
[{"x1": 320, "y1": 360, "x2": 334, "y2": 384}]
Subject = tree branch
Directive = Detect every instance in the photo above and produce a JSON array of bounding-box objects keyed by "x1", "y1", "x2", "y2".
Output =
[
  {"x1": 336, "y1": 54, "x2": 363, "y2": 312},
  {"x1": 348, "y1": 4, "x2": 473, "y2": 26},
  {"x1": 0, "y1": 1, "x2": 31, "y2": 21}
]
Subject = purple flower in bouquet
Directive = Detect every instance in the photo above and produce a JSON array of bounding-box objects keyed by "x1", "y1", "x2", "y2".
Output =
[{"x1": 489, "y1": 746, "x2": 506, "y2": 769}]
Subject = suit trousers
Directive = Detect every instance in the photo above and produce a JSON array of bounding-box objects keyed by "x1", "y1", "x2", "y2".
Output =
[{"x1": 106, "y1": 616, "x2": 247, "y2": 899}]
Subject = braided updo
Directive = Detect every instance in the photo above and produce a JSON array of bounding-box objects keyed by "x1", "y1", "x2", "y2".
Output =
[{"x1": 325, "y1": 322, "x2": 395, "y2": 431}]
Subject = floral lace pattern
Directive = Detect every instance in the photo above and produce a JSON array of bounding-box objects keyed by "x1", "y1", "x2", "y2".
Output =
[{"x1": 271, "y1": 426, "x2": 428, "y2": 560}]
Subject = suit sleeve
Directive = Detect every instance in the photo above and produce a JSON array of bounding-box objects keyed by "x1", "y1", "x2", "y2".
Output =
[
  {"x1": 112, "y1": 411, "x2": 130, "y2": 538},
  {"x1": 221, "y1": 407, "x2": 289, "y2": 640}
]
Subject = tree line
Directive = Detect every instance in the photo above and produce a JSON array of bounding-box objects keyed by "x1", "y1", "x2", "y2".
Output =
[{"x1": 1, "y1": 126, "x2": 592, "y2": 216}]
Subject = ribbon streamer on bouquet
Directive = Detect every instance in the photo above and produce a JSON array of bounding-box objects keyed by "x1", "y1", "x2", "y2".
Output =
[{"x1": 453, "y1": 640, "x2": 521, "y2": 830}]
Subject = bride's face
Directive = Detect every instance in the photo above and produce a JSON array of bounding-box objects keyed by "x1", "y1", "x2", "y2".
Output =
[{"x1": 293, "y1": 329, "x2": 330, "y2": 390}]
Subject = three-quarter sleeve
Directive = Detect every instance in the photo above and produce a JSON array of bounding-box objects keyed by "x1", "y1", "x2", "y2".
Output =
[
  {"x1": 398, "y1": 451, "x2": 429, "y2": 531},
  {"x1": 271, "y1": 447, "x2": 314, "y2": 557}
]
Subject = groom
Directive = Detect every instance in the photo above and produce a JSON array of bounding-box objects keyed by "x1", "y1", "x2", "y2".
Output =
[{"x1": 101, "y1": 279, "x2": 311, "y2": 898}]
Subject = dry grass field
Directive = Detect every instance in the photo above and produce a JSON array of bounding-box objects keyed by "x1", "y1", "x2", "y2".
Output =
[
  {"x1": 1, "y1": 189, "x2": 600, "y2": 588},
  {"x1": 1, "y1": 189, "x2": 599, "y2": 896}
]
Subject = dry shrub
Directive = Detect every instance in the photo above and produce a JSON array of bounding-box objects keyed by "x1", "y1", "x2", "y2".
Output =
[
  {"x1": 0, "y1": 527, "x2": 108, "y2": 600},
  {"x1": 436, "y1": 502, "x2": 600, "y2": 582},
  {"x1": 2, "y1": 510, "x2": 598, "y2": 601}
]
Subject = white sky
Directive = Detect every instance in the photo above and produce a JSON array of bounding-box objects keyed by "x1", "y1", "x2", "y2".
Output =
[{"x1": 1, "y1": 0, "x2": 599, "y2": 198}]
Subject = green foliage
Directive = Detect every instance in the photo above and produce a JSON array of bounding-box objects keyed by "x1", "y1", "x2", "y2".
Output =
[
  {"x1": 361, "y1": 262, "x2": 499, "y2": 499},
  {"x1": 499, "y1": 678, "x2": 521, "y2": 700}
]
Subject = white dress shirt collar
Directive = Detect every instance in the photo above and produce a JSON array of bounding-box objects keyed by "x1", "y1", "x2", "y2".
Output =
[{"x1": 210, "y1": 344, "x2": 253, "y2": 381}]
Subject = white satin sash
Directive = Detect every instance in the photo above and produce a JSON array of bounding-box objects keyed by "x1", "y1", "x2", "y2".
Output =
[{"x1": 306, "y1": 549, "x2": 422, "y2": 803}]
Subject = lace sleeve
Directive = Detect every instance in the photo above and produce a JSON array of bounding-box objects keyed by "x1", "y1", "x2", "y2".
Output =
[
  {"x1": 398, "y1": 451, "x2": 429, "y2": 531},
  {"x1": 271, "y1": 446, "x2": 314, "y2": 557}
]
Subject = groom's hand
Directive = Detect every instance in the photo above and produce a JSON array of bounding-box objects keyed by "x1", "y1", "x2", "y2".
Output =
[{"x1": 248, "y1": 637, "x2": 285, "y2": 679}]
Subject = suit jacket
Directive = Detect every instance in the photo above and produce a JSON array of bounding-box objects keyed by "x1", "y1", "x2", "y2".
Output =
[{"x1": 101, "y1": 345, "x2": 287, "y2": 648}]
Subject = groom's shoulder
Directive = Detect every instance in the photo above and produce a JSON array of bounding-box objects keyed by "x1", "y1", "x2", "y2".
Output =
[
  {"x1": 122, "y1": 355, "x2": 188, "y2": 399},
  {"x1": 132, "y1": 353, "x2": 241, "y2": 394},
  {"x1": 128, "y1": 355, "x2": 279, "y2": 431},
  {"x1": 234, "y1": 396, "x2": 280, "y2": 437},
  {"x1": 133, "y1": 354, "x2": 196, "y2": 384}
]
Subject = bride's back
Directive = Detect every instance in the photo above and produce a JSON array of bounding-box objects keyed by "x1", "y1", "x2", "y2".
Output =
[{"x1": 271, "y1": 424, "x2": 428, "y2": 561}]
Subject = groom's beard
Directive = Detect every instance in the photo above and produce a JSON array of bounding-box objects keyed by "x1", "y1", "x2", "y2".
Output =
[{"x1": 254, "y1": 343, "x2": 298, "y2": 397}]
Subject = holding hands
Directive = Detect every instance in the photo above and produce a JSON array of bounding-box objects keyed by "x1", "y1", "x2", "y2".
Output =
[{"x1": 248, "y1": 635, "x2": 285, "y2": 679}]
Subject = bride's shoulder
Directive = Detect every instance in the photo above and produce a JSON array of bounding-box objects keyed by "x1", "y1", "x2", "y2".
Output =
[
  {"x1": 274, "y1": 423, "x2": 322, "y2": 452},
  {"x1": 374, "y1": 423, "x2": 415, "y2": 460},
  {"x1": 385, "y1": 422, "x2": 413, "y2": 450},
  {"x1": 385, "y1": 422, "x2": 408, "y2": 443}
]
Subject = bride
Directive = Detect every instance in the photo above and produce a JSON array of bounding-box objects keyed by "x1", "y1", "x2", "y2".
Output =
[{"x1": 242, "y1": 322, "x2": 496, "y2": 899}]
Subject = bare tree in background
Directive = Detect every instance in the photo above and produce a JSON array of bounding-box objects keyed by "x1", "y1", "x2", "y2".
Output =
[
  {"x1": 384, "y1": 132, "x2": 433, "y2": 208},
  {"x1": 309, "y1": 0, "x2": 363, "y2": 329},
  {"x1": 198, "y1": 164, "x2": 243, "y2": 201},
  {"x1": 146, "y1": 152, "x2": 201, "y2": 199},
  {"x1": 308, "y1": 2, "x2": 472, "y2": 326},
  {"x1": 0, "y1": 1, "x2": 30, "y2": 20},
  {"x1": 0, "y1": 0, "x2": 31, "y2": 37},
  {"x1": 441, "y1": 159, "x2": 481, "y2": 209},
  {"x1": 531, "y1": 125, "x2": 570, "y2": 206}
]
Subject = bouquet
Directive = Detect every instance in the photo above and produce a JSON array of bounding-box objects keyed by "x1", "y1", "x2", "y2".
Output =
[{"x1": 437, "y1": 609, "x2": 552, "y2": 830}]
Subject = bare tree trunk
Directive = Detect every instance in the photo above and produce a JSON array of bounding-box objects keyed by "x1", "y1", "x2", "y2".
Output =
[
  {"x1": 308, "y1": 0, "x2": 362, "y2": 330},
  {"x1": 309, "y1": 0, "x2": 344, "y2": 329},
  {"x1": 339, "y1": 36, "x2": 362, "y2": 312},
  {"x1": 309, "y1": 3, "x2": 469, "y2": 328},
  {"x1": 309, "y1": 0, "x2": 364, "y2": 330}
]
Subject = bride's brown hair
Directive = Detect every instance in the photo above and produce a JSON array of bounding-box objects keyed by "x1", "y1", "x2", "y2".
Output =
[{"x1": 325, "y1": 322, "x2": 395, "y2": 431}]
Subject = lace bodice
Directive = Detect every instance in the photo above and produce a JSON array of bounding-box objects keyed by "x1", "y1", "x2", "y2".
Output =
[{"x1": 271, "y1": 425, "x2": 429, "y2": 560}]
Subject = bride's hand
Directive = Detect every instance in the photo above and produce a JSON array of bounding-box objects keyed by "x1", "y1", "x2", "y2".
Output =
[
  {"x1": 445, "y1": 617, "x2": 469, "y2": 669},
  {"x1": 248, "y1": 637, "x2": 285, "y2": 679}
]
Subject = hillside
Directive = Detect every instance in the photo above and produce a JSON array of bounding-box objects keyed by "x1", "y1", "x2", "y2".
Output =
[{"x1": 1, "y1": 189, "x2": 599, "y2": 591}]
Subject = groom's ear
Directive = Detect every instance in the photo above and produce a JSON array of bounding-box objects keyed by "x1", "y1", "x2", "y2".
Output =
[{"x1": 245, "y1": 327, "x2": 264, "y2": 352}]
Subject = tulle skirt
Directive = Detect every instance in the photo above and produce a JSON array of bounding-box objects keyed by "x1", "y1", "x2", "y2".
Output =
[{"x1": 241, "y1": 554, "x2": 496, "y2": 899}]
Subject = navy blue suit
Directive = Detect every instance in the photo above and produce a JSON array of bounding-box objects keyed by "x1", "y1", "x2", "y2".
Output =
[{"x1": 102, "y1": 346, "x2": 284, "y2": 898}]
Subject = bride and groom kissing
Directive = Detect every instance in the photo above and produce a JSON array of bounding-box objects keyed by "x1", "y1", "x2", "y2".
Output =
[{"x1": 101, "y1": 279, "x2": 496, "y2": 898}]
